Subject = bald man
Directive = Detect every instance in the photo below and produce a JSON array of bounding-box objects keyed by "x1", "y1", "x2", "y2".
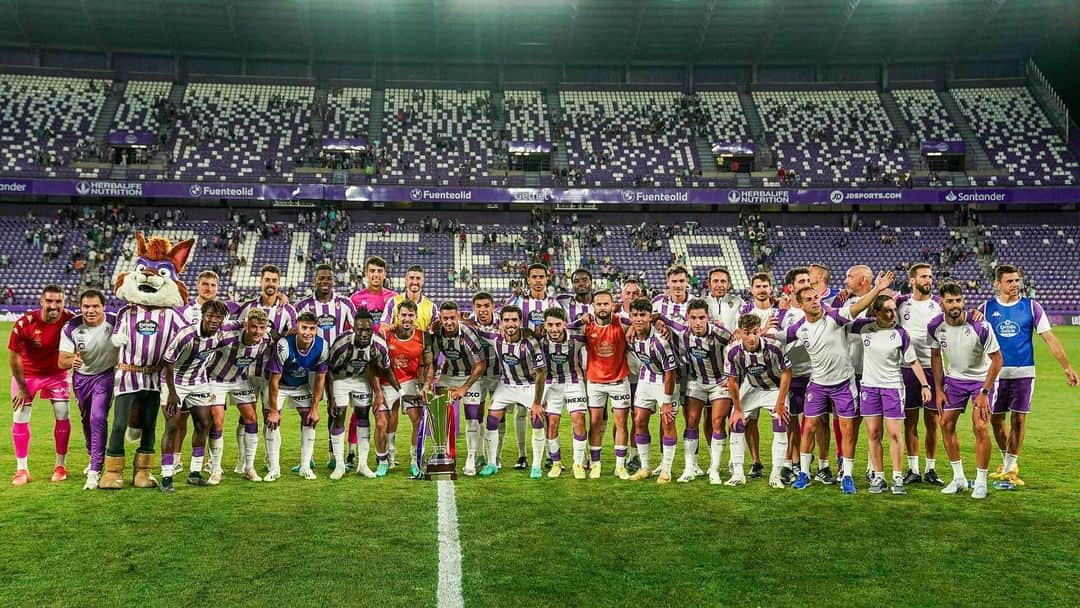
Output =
[{"x1": 834, "y1": 264, "x2": 876, "y2": 478}]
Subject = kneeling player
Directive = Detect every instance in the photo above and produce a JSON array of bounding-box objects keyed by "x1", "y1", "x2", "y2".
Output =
[
  {"x1": 539, "y1": 307, "x2": 588, "y2": 478},
  {"x1": 328, "y1": 310, "x2": 389, "y2": 479},
  {"x1": 726, "y1": 314, "x2": 791, "y2": 488},
  {"x1": 626, "y1": 298, "x2": 679, "y2": 483},
  {"x1": 266, "y1": 313, "x2": 328, "y2": 481}
]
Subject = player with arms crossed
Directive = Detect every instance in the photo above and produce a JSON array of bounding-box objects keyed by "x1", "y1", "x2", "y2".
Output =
[
  {"x1": 929, "y1": 283, "x2": 1003, "y2": 499},
  {"x1": 9, "y1": 285, "x2": 75, "y2": 486}
]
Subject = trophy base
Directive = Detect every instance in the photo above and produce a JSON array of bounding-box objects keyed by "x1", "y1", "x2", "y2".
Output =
[{"x1": 423, "y1": 460, "x2": 457, "y2": 480}]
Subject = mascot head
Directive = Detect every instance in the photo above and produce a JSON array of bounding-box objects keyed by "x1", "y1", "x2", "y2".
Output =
[{"x1": 114, "y1": 232, "x2": 195, "y2": 308}]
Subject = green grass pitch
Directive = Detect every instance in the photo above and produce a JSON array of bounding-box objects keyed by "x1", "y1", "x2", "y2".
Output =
[{"x1": 0, "y1": 323, "x2": 1077, "y2": 607}]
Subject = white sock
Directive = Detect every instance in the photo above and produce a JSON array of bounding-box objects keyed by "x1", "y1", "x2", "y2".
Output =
[
  {"x1": 874, "y1": 470, "x2": 884, "y2": 480},
  {"x1": 842, "y1": 457, "x2": 854, "y2": 478},
  {"x1": 209, "y1": 436, "x2": 224, "y2": 474},
  {"x1": 162, "y1": 463, "x2": 174, "y2": 478},
  {"x1": 729, "y1": 432, "x2": 745, "y2": 473},
  {"x1": 893, "y1": 470, "x2": 904, "y2": 483},
  {"x1": 357, "y1": 427, "x2": 371, "y2": 468},
  {"x1": 1003, "y1": 453, "x2": 1017, "y2": 473},
  {"x1": 531, "y1": 428, "x2": 546, "y2": 470},
  {"x1": 784, "y1": 458, "x2": 793, "y2": 469},
  {"x1": 950, "y1": 459, "x2": 965, "y2": 481},
  {"x1": 661, "y1": 441, "x2": 676, "y2": 475},
  {"x1": 497, "y1": 421, "x2": 507, "y2": 462},
  {"x1": 999, "y1": 449, "x2": 1007, "y2": 464},
  {"x1": 236, "y1": 422, "x2": 246, "y2": 467},
  {"x1": 573, "y1": 438, "x2": 588, "y2": 466},
  {"x1": 16, "y1": 456, "x2": 28, "y2": 470},
  {"x1": 800, "y1": 452, "x2": 813, "y2": 474},
  {"x1": 975, "y1": 468, "x2": 988, "y2": 486},
  {"x1": 683, "y1": 437, "x2": 698, "y2": 472},
  {"x1": 547, "y1": 438, "x2": 561, "y2": 463},
  {"x1": 465, "y1": 419, "x2": 480, "y2": 460},
  {"x1": 819, "y1": 458, "x2": 830, "y2": 471},
  {"x1": 409, "y1": 443, "x2": 418, "y2": 467},
  {"x1": 771, "y1": 433, "x2": 787, "y2": 476},
  {"x1": 189, "y1": 454, "x2": 204, "y2": 474},
  {"x1": 636, "y1": 439, "x2": 651, "y2": 471},
  {"x1": 244, "y1": 431, "x2": 259, "y2": 471},
  {"x1": 926, "y1": 457, "x2": 937, "y2": 471},
  {"x1": 615, "y1": 445, "x2": 627, "y2": 469},
  {"x1": 330, "y1": 432, "x2": 345, "y2": 472},
  {"x1": 515, "y1": 408, "x2": 528, "y2": 459},
  {"x1": 628, "y1": 444, "x2": 638, "y2": 459},
  {"x1": 265, "y1": 427, "x2": 281, "y2": 472},
  {"x1": 387, "y1": 432, "x2": 397, "y2": 462},
  {"x1": 174, "y1": 452, "x2": 182, "y2": 468},
  {"x1": 907, "y1": 455, "x2": 920, "y2": 474},
  {"x1": 486, "y1": 428, "x2": 500, "y2": 465},
  {"x1": 709, "y1": 437, "x2": 727, "y2": 473},
  {"x1": 299, "y1": 426, "x2": 316, "y2": 473}
]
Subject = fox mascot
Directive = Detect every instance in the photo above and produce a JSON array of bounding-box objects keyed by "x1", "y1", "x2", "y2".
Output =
[{"x1": 99, "y1": 232, "x2": 193, "y2": 489}]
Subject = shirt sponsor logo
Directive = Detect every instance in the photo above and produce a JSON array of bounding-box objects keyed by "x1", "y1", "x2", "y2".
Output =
[
  {"x1": 317, "y1": 314, "x2": 335, "y2": 330},
  {"x1": 503, "y1": 354, "x2": 520, "y2": 366},
  {"x1": 996, "y1": 319, "x2": 1020, "y2": 338},
  {"x1": 136, "y1": 320, "x2": 158, "y2": 336},
  {"x1": 549, "y1": 352, "x2": 570, "y2": 365},
  {"x1": 235, "y1": 356, "x2": 255, "y2": 369},
  {"x1": 689, "y1": 346, "x2": 710, "y2": 360}
]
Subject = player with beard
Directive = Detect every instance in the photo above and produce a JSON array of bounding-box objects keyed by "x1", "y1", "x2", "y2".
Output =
[
  {"x1": 345, "y1": 256, "x2": 396, "y2": 468},
  {"x1": 427, "y1": 302, "x2": 487, "y2": 476},
  {"x1": 616, "y1": 279, "x2": 643, "y2": 471},
  {"x1": 981, "y1": 264, "x2": 1075, "y2": 488},
  {"x1": 930, "y1": 283, "x2": 1003, "y2": 499},
  {"x1": 625, "y1": 298, "x2": 679, "y2": 483},
  {"x1": 557, "y1": 268, "x2": 595, "y2": 323},
  {"x1": 581, "y1": 290, "x2": 633, "y2": 478},
  {"x1": 159, "y1": 300, "x2": 230, "y2": 492},
  {"x1": 473, "y1": 305, "x2": 548, "y2": 478},
  {"x1": 9, "y1": 285, "x2": 75, "y2": 486},
  {"x1": 233, "y1": 264, "x2": 297, "y2": 476},
  {"x1": 538, "y1": 307, "x2": 588, "y2": 478},
  {"x1": 266, "y1": 313, "x2": 329, "y2": 481},
  {"x1": 466, "y1": 292, "x2": 503, "y2": 468},
  {"x1": 297, "y1": 264, "x2": 357, "y2": 472},
  {"x1": 895, "y1": 263, "x2": 946, "y2": 485},
  {"x1": 775, "y1": 267, "x2": 813, "y2": 484},
  {"x1": 59, "y1": 289, "x2": 118, "y2": 490},
  {"x1": 380, "y1": 299, "x2": 433, "y2": 477},
  {"x1": 739, "y1": 272, "x2": 779, "y2": 479},
  {"x1": 327, "y1": 309, "x2": 390, "y2": 480},
  {"x1": 206, "y1": 308, "x2": 271, "y2": 482},
  {"x1": 704, "y1": 267, "x2": 744, "y2": 332},
  {"x1": 381, "y1": 265, "x2": 439, "y2": 331}
]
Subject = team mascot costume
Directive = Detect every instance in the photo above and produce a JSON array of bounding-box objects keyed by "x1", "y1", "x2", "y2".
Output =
[{"x1": 100, "y1": 232, "x2": 192, "y2": 489}]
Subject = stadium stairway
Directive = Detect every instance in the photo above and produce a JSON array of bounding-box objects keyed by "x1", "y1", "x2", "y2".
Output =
[
  {"x1": 92, "y1": 81, "x2": 125, "y2": 150},
  {"x1": 545, "y1": 89, "x2": 568, "y2": 172},
  {"x1": 938, "y1": 90, "x2": 993, "y2": 171},
  {"x1": 738, "y1": 90, "x2": 769, "y2": 167},
  {"x1": 880, "y1": 90, "x2": 925, "y2": 170},
  {"x1": 153, "y1": 82, "x2": 186, "y2": 164},
  {"x1": 694, "y1": 135, "x2": 722, "y2": 177},
  {"x1": 311, "y1": 86, "x2": 328, "y2": 138},
  {"x1": 368, "y1": 89, "x2": 384, "y2": 145}
]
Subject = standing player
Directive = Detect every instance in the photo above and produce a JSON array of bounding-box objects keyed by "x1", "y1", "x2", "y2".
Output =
[
  {"x1": 507, "y1": 263, "x2": 561, "y2": 331},
  {"x1": 617, "y1": 279, "x2": 644, "y2": 472},
  {"x1": 466, "y1": 292, "x2": 503, "y2": 468},
  {"x1": 58, "y1": 289, "x2": 118, "y2": 490},
  {"x1": 538, "y1": 307, "x2": 588, "y2": 478},
  {"x1": 652, "y1": 265, "x2": 693, "y2": 475},
  {"x1": 809, "y1": 263, "x2": 837, "y2": 304},
  {"x1": 740, "y1": 272, "x2": 779, "y2": 478},
  {"x1": 704, "y1": 266, "x2": 744, "y2": 332},
  {"x1": 726, "y1": 314, "x2": 791, "y2": 489},
  {"x1": 381, "y1": 265, "x2": 439, "y2": 331},
  {"x1": 473, "y1": 305, "x2": 547, "y2": 478},
  {"x1": 557, "y1": 268, "x2": 595, "y2": 323},
  {"x1": 849, "y1": 295, "x2": 932, "y2": 495},
  {"x1": 9, "y1": 285, "x2": 75, "y2": 486},
  {"x1": 266, "y1": 312, "x2": 329, "y2": 481},
  {"x1": 297, "y1": 263, "x2": 357, "y2": 471},
  {"x1": 159, "y1": 300, "x2": 230, "y2": 492},
  {"x1": 427, "y1": 302, "x2": 487, "y2": 476},
  {"x1": 205, "y1": 308, "x2": 272, "y2": 482},
  {"x1": 327, "y1": 309, "x2": 390, "y2": 480},
  {"x1": 776, "y1": 267, "x2": 812, "y2": 484},
  {"x1": 896, "y1": 263, "x2": 945, "y2": 485},
  {"x1": 982, "y1": 264, "x2": 1077, "y2": 488},
  {"x1": 626, "y1": 298, "x2": 679, "y2": 483},
  {"x1": 929, "y1": 283, "x2": 1003, "y2": 499},
  {"x1": 583, "y1": 290, "x2": 633, "y2": 479},
  {"x1": 233, "y1": 264, "x2": 297, "y2": 477},
  {"x1": 380, "y1": 299, "x2": 433, "y2": 477}
]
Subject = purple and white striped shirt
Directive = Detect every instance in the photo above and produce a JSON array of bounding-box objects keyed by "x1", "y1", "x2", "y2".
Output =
[
  {"x1": 328, "y1": 332, "x2": 391, "y2": 380},
  {"x1": 476, "y1": 328, "x2": 546, "y2": 386},
  {"x1": 206, "y1": 329, "x2": 271, "y2": 384},
  {"x1": 505, "y1": 293, "x2": 560, "y2": 331},
  {"x1": 472, "y1": 319, "x2": 502, "y2": 379},
  {"x1": 651, "y1": 294, "x2": 690, "y2": 322},
  {"x1": 182, "y1": 299, "x2": 239, "y2": 325},
  {"x1": 541, "y1": 330, "x2": 587, "y2": 385},
  {"x1": 629, "y1": 332, "x2": 678, "y2": 385},
  {"x1": 673, "y1": 323, "x2": 734, "y2": 385},
  {"x1": 162, "y1": 324, "x2": 231, "y2": 387},
  {"x1": 296, "y1": 293, "x2": 357, "y2": 347},
  {"x1": 432, "y1": 325, "x2": 485, "y2": 378},
  {"x1": 233, "y1": 298, "x2": 298, "y2": 377},
  {"x1": 557, "y1": 294, "x2": 593, "y2": 323},
  {"x1": 726, "y1": 340, "x2": 791, "y2": 391},
  {"x1": 112, "y1": 305, "x2": 185, "y2": 395}
]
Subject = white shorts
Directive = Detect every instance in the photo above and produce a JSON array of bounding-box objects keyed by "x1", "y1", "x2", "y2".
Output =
[
  {"x1": 276, "y1": 385, "x2": 315, "y2": 410},
  {"x1": 210, "y1": 380, "x2": 257, "y2": 407},
  {"x1": 163, "y1": 383, "x2": 214, "y2": 411},
  {"x1": 473, "y1": 376, "x2": 499, "y2": 403},
  {"x1": 490, "y1": 383, "x2": 542, "y2": 412},
  {"x1": 544, "y1": 383, "x2": 588, "y2": 416},
  {"x1": 332, "y1": 377, "x2": 374, "y2": 409},
  {"x1": 587, "y1": 378, "x2": 632, "y2": 410},
  {"x1": 687, "y1": 380, "x2": 731, "y2": 404},
  {"x1": 741, "y1": 388, "x2": 784, "y2": 420},
  {"x1": 437, "y1": 375, "x2": 484, "y2": 407},
  {"x1": 251, "y1": 376, "x2": 270, "y2": 408},
  {"x1": 380, "y1": 379, "x2": 420, "y2": 411},
  {"x1": 633, "y1": 380, "x2": 680, "y2": 413}
]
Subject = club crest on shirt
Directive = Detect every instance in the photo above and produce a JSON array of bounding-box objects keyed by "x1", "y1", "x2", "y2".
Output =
[
  {"x1": 863, "y1": 338, "x2": 872, "y2": 347},
  {"x1": 136, "y1": 320, "x2": 158, "y2": 336}
]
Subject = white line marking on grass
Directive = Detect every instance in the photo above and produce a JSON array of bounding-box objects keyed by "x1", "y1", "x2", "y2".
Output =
[{"x1": 437, "y1": 480, "x2": 464, "y2": 608}]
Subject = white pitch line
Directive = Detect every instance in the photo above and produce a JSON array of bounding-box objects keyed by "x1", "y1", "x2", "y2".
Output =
[{"x1": 437, "y1": 480, "x2": 464, "y2": 608}]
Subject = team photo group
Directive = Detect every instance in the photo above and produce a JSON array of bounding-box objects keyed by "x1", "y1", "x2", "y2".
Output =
[{"x1": 8, "y1": 231, "x2": 1076, "y2": 499}]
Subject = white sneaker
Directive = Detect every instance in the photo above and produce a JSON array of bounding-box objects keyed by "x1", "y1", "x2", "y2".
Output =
[
  {"x1": 971, "y1": 483, "x2": 988, "y2": 499},
  {"x1": 83, "y1": 471, "x2": 100, "y2": 490},
  {"x1": 725, "y1": 472, "x2": 746, "y2": 487},
  {"x1": 207, "y1": 471, "x2": 222, "y2": 486},
  {"x1": 233, "y1": 462, "x2": 246, "y2": 475},
  {"x1": 677, "y1": 470, "x2": 696, "y2": 483},
  {"x1": 356, "y1": 465, "x2": 376, "y2": 479},
  {"x1": 264, "y1": 469, "x2": 281, "y2": 482},
  {"x1": 330, "y1": 467, "x2": 346, "y2": 480},
  {"x1": 173, "y1": 461, "x2": 184, "y2": 475},
  {"x1": 693, "y1": 464, "x2": 705, "y2": 477},
  {"x1": 299, "y1": 468, "x2": 317, "y2": 480},
  {"x1": 941, "y1": 478, "x2": 968, "y2": 495},
  {"x1": 244, "y1": 468, "x2": 263, "y2": 482},
  {"x1": 768, "y1": 472, "x2": 785, "y2": 489},
  {"x1": 709, "y1": 470, "x2": 722, "y2": 485},
  {"x1": 652, "y1": 463, "x2": 663, "y2": 475},
  {"x1": 463, "y1": 456, "x2": 477, "y2": 477},
  {"x1": 83, "y1": 464, "x2": 91, "y2": 476}
]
